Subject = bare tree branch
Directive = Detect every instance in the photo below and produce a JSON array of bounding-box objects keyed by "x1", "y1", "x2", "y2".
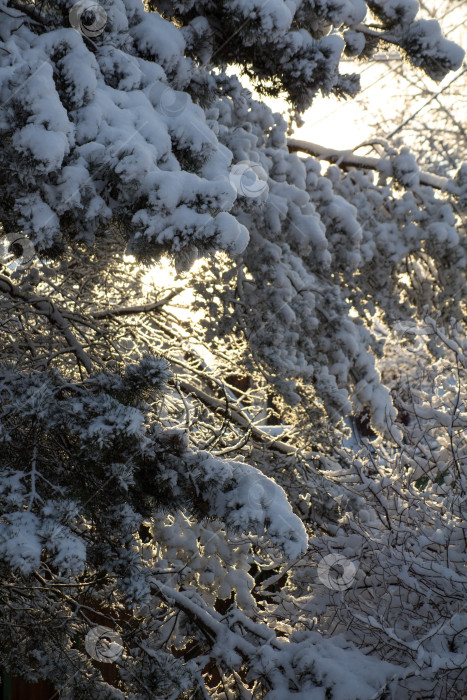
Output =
[
  {"x1": 91, "y1": 288, "x2": 184, "y2": 320},
  {"x1": 0, "y1": 274, "x2": 93, "y2": 373}
]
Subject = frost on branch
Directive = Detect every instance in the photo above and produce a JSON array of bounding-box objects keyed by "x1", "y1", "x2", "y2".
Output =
[{"x1": 299, "y1": 323, "x2": 467, "y2": 698}]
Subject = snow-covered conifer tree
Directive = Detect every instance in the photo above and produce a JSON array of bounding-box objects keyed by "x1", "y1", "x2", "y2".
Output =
[{"x1": 0, "y1": 1, "x2": 465, "y2": 697}]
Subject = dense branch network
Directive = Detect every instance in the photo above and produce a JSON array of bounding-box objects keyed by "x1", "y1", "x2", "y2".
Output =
[{"x1": 0, "y1": 1, "x2": 466, "y2": 698}]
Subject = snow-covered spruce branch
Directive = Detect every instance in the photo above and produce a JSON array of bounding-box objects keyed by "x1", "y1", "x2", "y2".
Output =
[{"x1": 287, "y1": 139, "x2": 454, "y2": 191}]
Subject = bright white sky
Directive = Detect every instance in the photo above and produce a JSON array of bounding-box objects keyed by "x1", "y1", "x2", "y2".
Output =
[
  {"x1": 251, "y1": 58, "x2": 389, "y2": 150},
  {"x1": 294, "y1": 59, "x2": 398, "y2": 149}
]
